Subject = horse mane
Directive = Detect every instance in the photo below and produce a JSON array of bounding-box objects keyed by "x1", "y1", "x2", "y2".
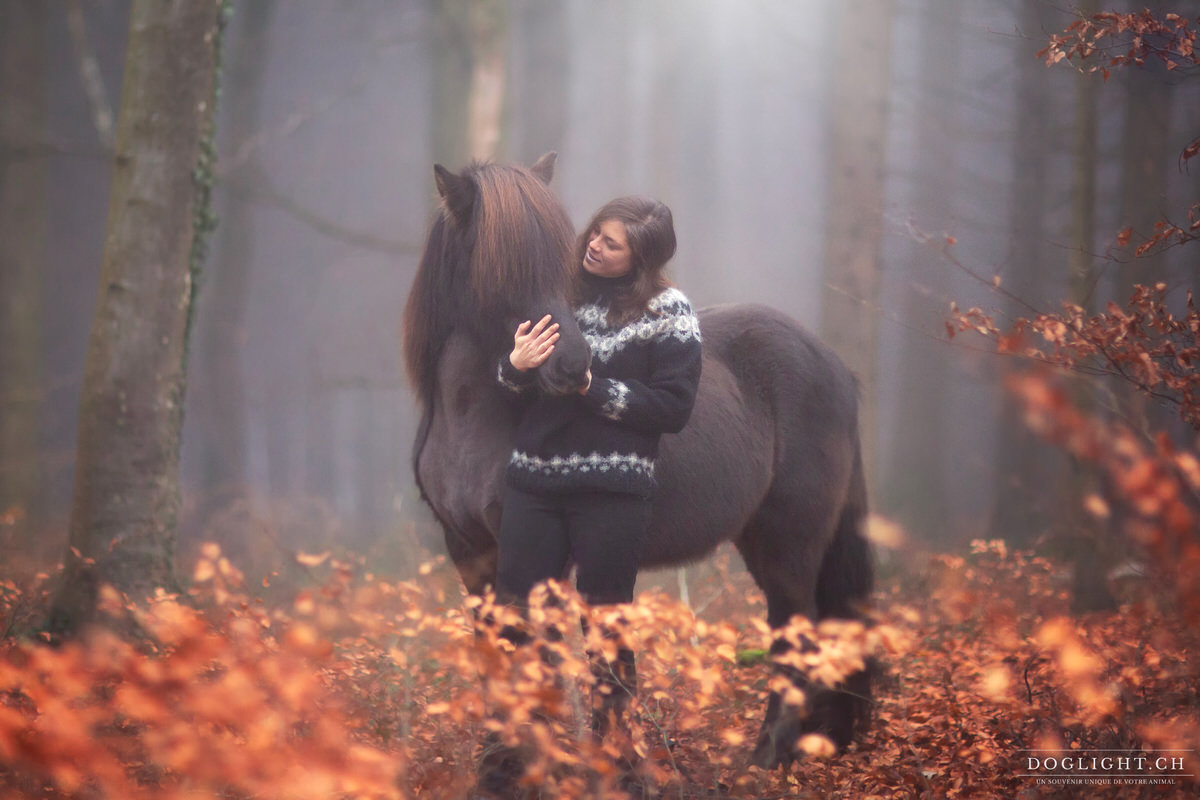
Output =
[
  {"x1": 402, "y1": 213, "x2": 457, "y2": 409},
  {"x1": 403, "y1": 160, "x2": 577, "y2": 408}
]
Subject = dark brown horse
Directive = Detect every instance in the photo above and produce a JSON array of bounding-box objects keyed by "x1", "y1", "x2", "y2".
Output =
[{"x1": 402, "y1": 153, "x2": 873, "y2": 767}]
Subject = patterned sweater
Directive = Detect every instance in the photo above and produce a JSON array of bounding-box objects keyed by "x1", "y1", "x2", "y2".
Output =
[{"x1": 497, "y1": 273, "x2": 703, "y2": 497}]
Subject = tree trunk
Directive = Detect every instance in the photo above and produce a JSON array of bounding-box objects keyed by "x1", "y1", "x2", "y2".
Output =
[
  {"x1": 48, "y1": 0, "x2": 228, "y2": 635},
  {"x1": 1068, "y1": 10, "x2": 1098, "y2": 313},
  {"x1": 882, "y1": 0, "x2": 959, "y2": 541},
  {"x1": 508, "y1": 0, "x2": 567, "y2": 162},
  {"x1": 1115, "y1": 5, "x2": 1172, "y2": 298},
  {"x1": 1113, "y1": 2, "x2": 1173, "y2": 436},
  {"x1": 466, "y1": 0, "x2": 508, "y2": 161},
  {"x1": 1066, "y1": 0, "x2": 1116, "y2": 614},
  {"x1": 819, "y1": 0, "x2": 895, "y2": 494},
  {"x1": 432, "y1": 0, "x2": 509, "y2": 166},
  {"x1": 991, "y1": 0, "x2": 1058, "y2": 546},
  {"x1": 0, "y1": 1, "x2": 48, "y2": 538}
]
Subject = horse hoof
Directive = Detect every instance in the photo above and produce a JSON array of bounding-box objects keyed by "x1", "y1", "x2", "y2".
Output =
[{"x1": 751, "y1": 730, "x2": 794, "y2": 770}]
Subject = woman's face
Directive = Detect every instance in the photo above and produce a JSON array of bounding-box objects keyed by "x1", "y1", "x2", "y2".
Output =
[{"x1": 582, "y1": 219, "x2": 633, "y2": 278}]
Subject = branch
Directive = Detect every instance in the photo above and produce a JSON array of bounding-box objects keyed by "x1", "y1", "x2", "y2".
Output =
[
  {"x1": 1039, "y1": 10, "x2": 1200, "y2": 79},
  {"x1": 901, "y1": 218, "x2": 1047, "y2": 318},
  {"x1": 4, "y1": 139, "x2": 110, "y2": 162},
  {"x1": 216, "y1": 30, "x2": 420, "y2": 177},
  {"x1": 66, "y1": 0, "x2": 114, "y2": 148},
  {"x1": 1118, "y1": 202, "x2": 1200, "y2": 258},
  {"x1": 222, "y1": 173, "x2": 421, "y2": 256},
  {"x1": 951, "y1": 284, "x2": 1200, "y2": 429}
]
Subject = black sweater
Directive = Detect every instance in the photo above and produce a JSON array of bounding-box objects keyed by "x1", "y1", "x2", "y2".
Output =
[{"x1": 497, "y1": 273, "x2": 703, "y2": 497}]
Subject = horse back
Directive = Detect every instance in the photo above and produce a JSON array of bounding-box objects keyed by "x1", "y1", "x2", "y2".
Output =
[
  {"x1": 645, "y1": 303, "x2": 860, "y2": 567},
  {"x1": 698, "y1": 303, "x2": 859, "y2": 424}
]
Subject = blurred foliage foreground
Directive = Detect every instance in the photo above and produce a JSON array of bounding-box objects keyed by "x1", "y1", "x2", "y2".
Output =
[
  {"x1": 0, "y1": 530, "x2": 1196, "y2": 799},
  {"x1": 1, "y1": 367, "x2": 1200, "y2": 798}
]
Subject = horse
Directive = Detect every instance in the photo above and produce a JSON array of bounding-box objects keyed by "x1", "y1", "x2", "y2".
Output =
[{"x1": 402, "y1": 153, "x2": 873, "y2": 768}]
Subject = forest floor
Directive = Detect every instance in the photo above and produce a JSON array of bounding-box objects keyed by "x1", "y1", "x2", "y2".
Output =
[{"x1": 1, "y1": 536, "x2": 1199, "y2": 799}]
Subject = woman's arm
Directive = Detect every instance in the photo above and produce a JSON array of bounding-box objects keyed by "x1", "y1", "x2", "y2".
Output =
[{"x1": 580, "y1": 299, "x2": 702, "y2": 433}]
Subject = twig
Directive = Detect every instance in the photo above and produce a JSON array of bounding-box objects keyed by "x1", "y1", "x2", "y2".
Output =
[
  {"x1": 216, "y1": 29, "x2": 420, "y2": 177},
  {"x1": 223, "y1": 174, "x2": 422, "y2": 256},
  {"x1": 899, "y1": 216, "x2": 1047, "y2": 318}
]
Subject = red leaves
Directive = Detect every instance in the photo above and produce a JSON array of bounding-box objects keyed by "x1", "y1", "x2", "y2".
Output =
[
  {"x1": 1039, "y1": 10, "x2": 1200, "y2": 76},
  {"x1": 951, "y1": 283, "x2": 1200, "y2": 430},
  {"x1": 3, "y1": 539, "x2": 1199, "y2": 798},
  {"x1": 0, "y1": 549, "x2": 406, "y2": 800},
  {"x1": 890, "y1": 542, "x2": 1200, "y2": 798},
  {"x1": 0, "y1": 548, "x2": 907, "y2": 798},
  {"x1": 1183, "y1": 138, "x2": 1200, "y2": 164},
  {"x1": 1134, "y1": 209, "x2": 1200, "y2": 255},
  {"x1": 1004, "y1": 368, "x2": 1200, "y2": 627}
]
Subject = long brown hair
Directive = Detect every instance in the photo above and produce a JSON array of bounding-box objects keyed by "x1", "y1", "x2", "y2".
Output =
[
  {"x1": 403, "y1": 158, "x2": 577, "y2": 404},
  {"x1": 573, "y1": 195, "x2": 677, "y2": 325}
]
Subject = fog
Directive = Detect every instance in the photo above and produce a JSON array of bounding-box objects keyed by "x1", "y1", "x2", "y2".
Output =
[{"x1": 6, "y1": 0, "x2": 1200, "y2": 571}]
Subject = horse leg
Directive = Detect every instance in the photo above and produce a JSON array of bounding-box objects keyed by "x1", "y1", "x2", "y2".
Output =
[
  {"x1": 736, "y1": 470, "x2": 871, "y2": 768},
  {"x1": 812, "y1": 449, "x2": 874, "y2": 749},
  {"x1": 736, "y1": 506, "x2": 825, "y2": 770},
  {"x1": 442, "y1": 519, "x2": 498, "y2": 597}
]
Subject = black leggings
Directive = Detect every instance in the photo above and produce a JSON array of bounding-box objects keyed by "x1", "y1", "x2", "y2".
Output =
[{"x1": 495, "y1": 486, "x2": 652, "y2": 606}]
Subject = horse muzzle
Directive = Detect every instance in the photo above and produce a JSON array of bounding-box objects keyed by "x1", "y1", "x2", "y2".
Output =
[{"x1": 538, "y1": 344, "x2": 591, "y2": 396}]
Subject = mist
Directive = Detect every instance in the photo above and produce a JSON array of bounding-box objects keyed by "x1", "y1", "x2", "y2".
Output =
[{"x1": 7, "y1": 0, "x2": 1200, "y2": 574}]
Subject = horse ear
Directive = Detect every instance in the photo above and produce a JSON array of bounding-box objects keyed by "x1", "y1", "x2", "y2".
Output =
[
  {"x1": 530, "y1": 151, "x2": 557, "y2": 185},
  {"x1": 434, "y1": 164, "x2": 476, "y2": 226}
]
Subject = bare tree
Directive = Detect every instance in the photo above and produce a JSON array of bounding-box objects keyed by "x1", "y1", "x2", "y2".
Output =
[
  {"x1": 1065, "y1": 0, "x2": 1118, "y2": 614},
  {"x1": 48, "y1": 0, "x2": 228, "y2": 635},
  {"x1": 433, "y1": 0, "x2": 510, "y2": 166},
  {"x1": 819, "y1": 0, "x2": 895, "y2": 491},
  {"x1": 1068, "y1": 4, "x2": 1099, "y2": 312},
  {"x1": 991, "y1": 0, "x2": 1060, "y2": 546},
  {"x1": 507, "y1": 0, "x2": 568, "y2": 162},
  {"x1": 0, "y1": 2, "x2": 48, "y2": 535},
  {"x1": 1113, "y1": 1, "x2": 1174, "y2": 437},
  {"x1": 882, "y1": 0, "x2": 961, "y2": 540}
]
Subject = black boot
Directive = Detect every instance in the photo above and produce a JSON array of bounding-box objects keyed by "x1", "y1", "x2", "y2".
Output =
[
  {"x1": 476, "y1": 732, "x2": 531, "y2": 800},
  {"x1": 590, "y1": 645, "x2": 638, "y2": 741}
]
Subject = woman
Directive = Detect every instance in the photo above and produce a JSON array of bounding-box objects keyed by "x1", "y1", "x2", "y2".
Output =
[
  {"x1": 493, "y1": 195, "x2": 702, "y2": 610},
  {"x1": 491, "y1": 196, "x2": 701, "y2": 751}
]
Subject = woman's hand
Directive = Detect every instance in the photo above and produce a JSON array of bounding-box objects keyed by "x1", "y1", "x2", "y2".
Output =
[
  {"x1": 579, "y1": 369, "x2": 591, "y2": 395},
  {"x1": 509, "y1": 315, "x2": 560, "y2": 371}
]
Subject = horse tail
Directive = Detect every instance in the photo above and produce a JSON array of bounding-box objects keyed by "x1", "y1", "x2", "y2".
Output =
[
  {"x1": 815, "y1": 433, "x2": 874, "y2": 741},
  {"x1": 816, "y1": 434, "x2": 873, "y2": 621}
]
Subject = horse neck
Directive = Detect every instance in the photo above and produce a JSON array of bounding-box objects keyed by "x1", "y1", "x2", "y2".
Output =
[{"x1": 437, "y1": 328, "x2": 500, "y2": 394}]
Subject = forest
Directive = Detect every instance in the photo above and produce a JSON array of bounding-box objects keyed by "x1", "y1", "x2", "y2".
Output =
[{"x1": 1, "y1": 0, "x2": 1199, "y2": 797}]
